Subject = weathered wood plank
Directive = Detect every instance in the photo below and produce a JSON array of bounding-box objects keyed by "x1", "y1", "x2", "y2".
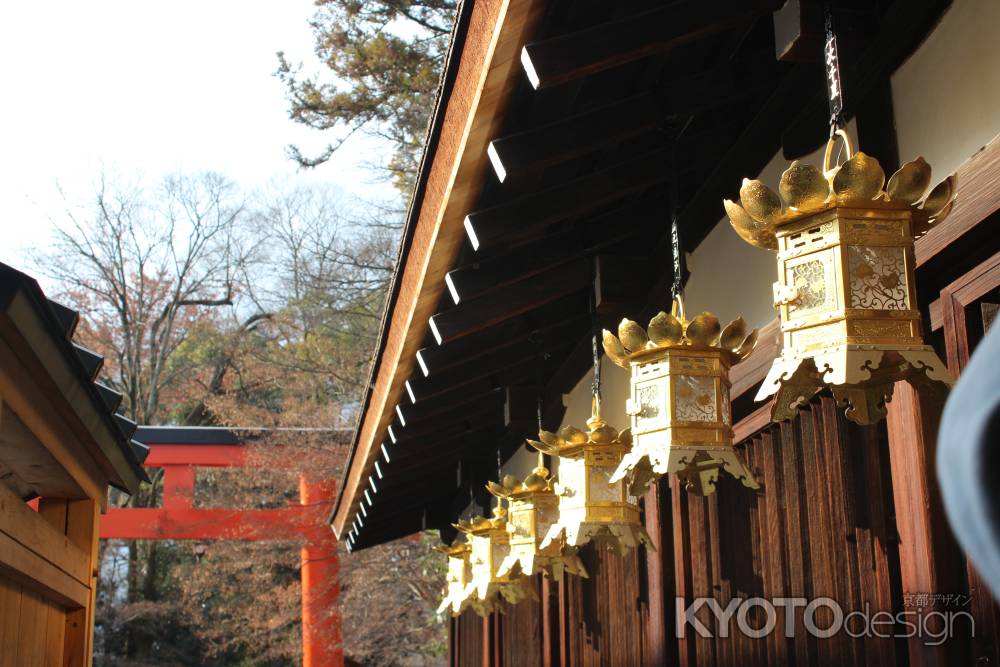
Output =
[
  {"x1": 0, "y1": 576, "x2": 23, "y2": 667},
  {"x1": 0, "y1": 485, "x2": 89, "y2": 586},
  {"x1": 886, "y1": 383, "x2": 969, "y2": 666},
  {"x1": 17, "y1": 588, "x2": 48, "y2": 667},
  {"x1": 43, "y1": 600, "x2": 64, "y2": 667},
  {"x1": 0, "y1": 531, "x2": 88, "y2": 610}
]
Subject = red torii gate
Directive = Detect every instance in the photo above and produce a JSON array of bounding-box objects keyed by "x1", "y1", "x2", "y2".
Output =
[{"x1": 100, "y1": 427, "x2": 343, "y2": 667}]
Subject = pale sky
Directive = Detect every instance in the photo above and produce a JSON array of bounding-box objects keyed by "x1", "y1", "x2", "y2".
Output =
[{"x1": 0, "y1": 1, "x2": 396, "y2": 278}]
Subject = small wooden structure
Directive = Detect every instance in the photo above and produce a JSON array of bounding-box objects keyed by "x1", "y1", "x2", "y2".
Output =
[{"x1": 0, "y1": 263, "x2": 148, "y2": 666}]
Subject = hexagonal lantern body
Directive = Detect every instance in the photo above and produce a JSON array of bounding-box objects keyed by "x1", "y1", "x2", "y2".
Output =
[
  {"x1": 457, "y1": 510, "x2": 535, "y2": 614},
  {"x1": 622, "y1": 345, "x2": 756, "y2": 494},
  {"x1": 532, "y1": 409, "x2": 652, "y2": 556},
  {"x1": 603, "y1": 307, "x2": 760, "y2": 495},
  {"x1": 498, "y1": 489, "x2": 587, "y2": 580},
  {"x1": 436, "y1": 542, "x2": 473, "y2": 616},
  {"x1": 556, "y1": 441, "x2": 635, "y2": 527},
  {"x1": 726, "y1": 139, "x2": 955, "y2": 425}
]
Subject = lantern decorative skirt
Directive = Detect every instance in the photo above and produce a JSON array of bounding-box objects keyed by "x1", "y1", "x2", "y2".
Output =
[
  {"x1": 456, "y1": 507, "x2": 536, "y2": 615},
  {"x1": 529, "y1": 400, "x2": 652, "y2": 557},
  {"x1": 486, "y1": 455, "x2": 588, "y2": 580},
  {"x1": 602, "y1": 303, "x2": 760, "y2": 496},
  {"x1": 725, "y1": 131, "x2": 954, "y2": 424},
  {"x1": 436, "y1": 540, "x2": 473, "y2": 616}
]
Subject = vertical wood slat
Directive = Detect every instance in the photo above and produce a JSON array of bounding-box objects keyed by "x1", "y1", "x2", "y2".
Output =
[
  {"x1": 541, "y1": 575, "x2": 559, "y2": 667},
  {"x1": 17, "y1": 588, "x2": 48, "y2": 667},
  {"x1": 687, "y1": 493, "x2": 713, "y2": 667},
  {"x1": 452, "y1": 610, "x2": 485, "y2": 667},
  {"x1": 557, "y1": 572, "x2": 569, "y2": 667},
  {"x1": 0, "y1": 576, "x2": 24, "y2": 667},
  {"x1": 858, "y1": 424, "x2": 899, "y2": 667},
  {"x1": 67, "y1": 499, "x2": 99, "y2": 667},
  {"x1": 643, "y1": 477, "x2": 672, "y2": 667},
  {"x1": 671, "y1": 478, "x2": 694, "y2": 667},
  {"x1": 660, "y1": 397, "x2": 902, "y2": 666},
  {"x1": 482, "y1": 614, "x2": 492, "y2": 667},
  {"x1": 498, "y1": 576, "x2": 541, "y2": 667},
  {"x1": 778, "y1": 420, "x2": 812, "y2": 666},
  {"x1": 758, "y1": 431, "x2": 788, "y2": 666},
  {"x1": 43, "y1": 602, "x2": 64, "y2": 667},
  {"x1": 886, "y1": 383, "x2": 970, "y2": 667},
  {"x1": 819, "y1": 400, "x2": 864, "y2": 665}
]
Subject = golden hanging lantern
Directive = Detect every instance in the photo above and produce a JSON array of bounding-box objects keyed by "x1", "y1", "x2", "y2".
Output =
[
  {"x1": 724, "y1": 130, "x2": 954, "y2": 424},
  {"x1": 486, "y1": 452, "x2": 588, "y2": 580},
  {"x1": 455, "y1": 506, "x2": 536, "y2": 616},
  {"x1": 528, "y1": 399, "x2": 652, "y2": 556},
  {"x1": 602, "y1": 298, "x2": 760, "y2": 496},
  {"x1": 436, "y1": 540, "x2": 474, "y2": 617}
]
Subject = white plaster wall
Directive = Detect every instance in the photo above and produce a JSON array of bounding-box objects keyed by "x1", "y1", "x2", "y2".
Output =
[
  {"x1": 891, "y1": 0, "x2": 1000, "y2": 180},
  {"x1": 562, "y1": 359, "x2": 631, "y2": 432},
  {"x1": 501, "y1": 442, "x2": 543, "y2": 481}
]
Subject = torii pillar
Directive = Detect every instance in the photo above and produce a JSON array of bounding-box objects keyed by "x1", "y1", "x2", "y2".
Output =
[{"x1": 100, "y1": 437, "x2": 344, "y2": 667}]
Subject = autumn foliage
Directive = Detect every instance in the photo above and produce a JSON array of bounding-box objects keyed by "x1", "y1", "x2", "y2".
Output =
[{"x1": 32, "y1": 173, "x2": 446, "y2": 666}]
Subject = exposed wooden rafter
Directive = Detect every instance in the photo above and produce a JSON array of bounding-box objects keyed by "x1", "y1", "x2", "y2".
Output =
[
  {"x1": 465, "y1": 149, "x2": 671, "y2": 252},
  {"x1": 429, "y1": 259, "x2": 591, "y2": 345}
]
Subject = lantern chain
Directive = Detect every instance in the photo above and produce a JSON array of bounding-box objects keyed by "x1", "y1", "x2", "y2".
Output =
[
  {"x1": 589, "y1": 289, "x2": 601, "y2": 403},
  {"x1": 529, "y1": 329, "x2": 547, "y2": 431},
  {"x1": 824, "y1": 2, "x2": 845, "y2": 137},
  {"x1": 497, "y1": 447, "x2": 502, "y2": 482},
  {"x1": 668, "y1": 126, "x2": 690, "y2": 302}
]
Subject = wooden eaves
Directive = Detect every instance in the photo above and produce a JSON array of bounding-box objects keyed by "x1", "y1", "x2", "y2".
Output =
[
  {"x1": 330, "y1": 0, "x2": 548, "y2": 539},
  {"x1": 0, "y1": 263, "x2": 150, "y2": 506}
]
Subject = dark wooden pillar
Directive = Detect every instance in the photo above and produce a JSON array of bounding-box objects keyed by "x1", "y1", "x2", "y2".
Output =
[
  {"x1": 670, "y1": 476, "x2": 695, "y2": 667},
  {"x1": 541, "y1": 576, "x2": 559, "y2": 667},
  {"x1": 886, "y1": 382, "x2": 969, "y2": 667},
  {"x1": 644, "y1": 476, "x2": 674, "y2": 666}
]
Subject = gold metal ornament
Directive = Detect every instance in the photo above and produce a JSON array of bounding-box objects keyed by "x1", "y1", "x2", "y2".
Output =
[
  {"x1": 603, "y1": 298, "x2": 760, "y2": 496},
  {"x1": 724, "y1": 130, "x2": 954, "y2": 424},
  {"x1": 436, "y1": 540, "x2": 474, "y2": 617},
  {"x1": 528, "y1": 399, "x2": 652, "y2": 556},
  {"x1": 486, "y1": 452, "x2": 589, "y2": 580},
  {"x1": 455, "y1": 506, "x2": 536, "y2": 615}
]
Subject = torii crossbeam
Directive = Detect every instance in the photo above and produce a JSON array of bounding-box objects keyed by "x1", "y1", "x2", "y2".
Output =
[{"x1": 100, "y1": 427, "x2": 343, "y2": 667}]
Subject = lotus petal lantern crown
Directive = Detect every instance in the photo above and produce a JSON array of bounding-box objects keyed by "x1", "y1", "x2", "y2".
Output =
[
  {"x1": 528, "y1": 400, "x2": 652, "y2": 556},
  {"x1": 602, "y1": 299, "x2": 759, "y2": 495},
  {"x1": 724, "y1": 130, "x2": 954, "y2": 424},
  {"x1": 486, "y1": 453, "x2": 588, "y2": 581},
  {"x1": 454, "y1": 506, "x2": 536, "y2": 616}
]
